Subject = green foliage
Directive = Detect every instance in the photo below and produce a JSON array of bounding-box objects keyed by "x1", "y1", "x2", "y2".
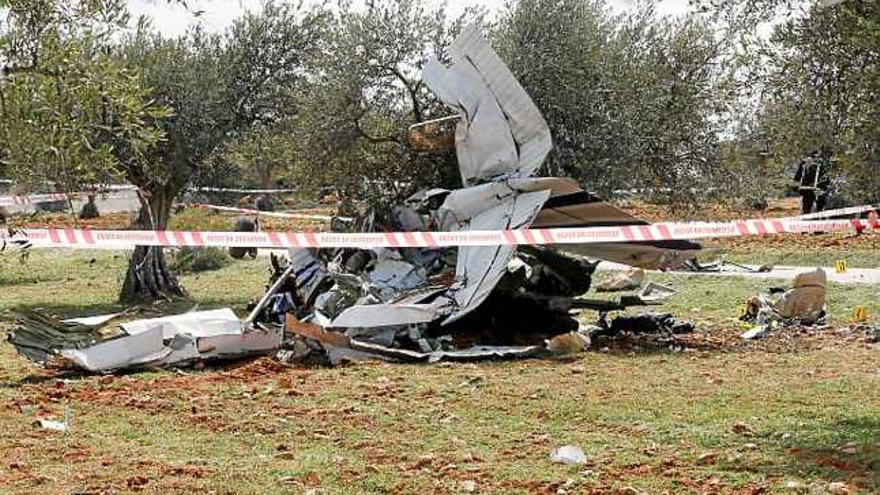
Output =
[
  {"x1": 495, "y1": 0, "x2": 735, "y2": 204},
  {"x1": 758, "y1": 1, "x2": 880, "y2": 202},
  {"x1": 271, "y1": 0, "x2": 481, "y2": 210},
  {"x1": 1, "y1": 0, "x2": 876, "y2": 213},
  {"x1": 168, "y1": 207, "x2": 237, "y2": 232},
  {"x1": 0, "y1": 0, "x2": 169, "y2": 194}
]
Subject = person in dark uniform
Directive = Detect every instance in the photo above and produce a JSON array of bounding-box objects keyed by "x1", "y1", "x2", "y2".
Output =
[
  {"x1": 79, "y1": 194, "x2": 100, "y2": 219},
  {"x1": 794, "y1": 150, "x2": 831, "y2": 214},
  {"x1": 229, "y1": 216, "x2": 259, "y2": 259}
]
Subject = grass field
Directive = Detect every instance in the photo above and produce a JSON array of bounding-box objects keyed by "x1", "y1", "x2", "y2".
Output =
[{"x1": 0, "y1": 250, "x2": 877, "y2": 494}]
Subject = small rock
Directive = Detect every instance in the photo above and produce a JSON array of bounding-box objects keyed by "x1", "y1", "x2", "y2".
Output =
[
  {"x1": 827, "y1": 482, "x2": 849, "y2": 494},
  {"x1": 546, "y1": 332, "x2": 590, "y2": 355},
  {"x1": 579, "y1": 469, "x2": 596, "y2": 479},
  {"x1": 550, "y1": 445, "x2": 587, "y2": 465},
  {"x1": 600, "y1": 347, "x2": 610, "y2": 353},
  {"x1": 570, "y1": 365, "x2": 586, "y2": 374},
  {"x1": 732, "y1": 421, "x2": 755, "y2": 436},
  {"x1": 836, "y1": 442, "x2": 858, "y2": 454},
  {"x1": 742, "y1": 443, "x2": 759, "y2": 451},
  {"x1": 556, "y1": 477, "x2": 578, "y2": 494},
  {"x1": 459, "y1": 376, "x2": 484, "y2": 387},
  {"x1": 126, "y1": 476, "x2": 149, "y2": 488},
  {"x1": 697, "y1": 452, "x2": 718, "y2": 465},
  {"x1": 459, "y1": 480, "x2": 477, "y2": 493},
  {"x1": 782, "y1": 480, "x2": 806, "y2": 492},
  {"x1": 808, "y1": 481, "x2": 827, "y2": 494},
  {"x1": 751, "y1": 482, "x2": 770, "y2": 494}
]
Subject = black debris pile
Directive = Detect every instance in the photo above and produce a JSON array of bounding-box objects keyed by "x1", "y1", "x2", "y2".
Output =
[{"x1": 593, "y1": 312, "x2": 695, "y2": 337}]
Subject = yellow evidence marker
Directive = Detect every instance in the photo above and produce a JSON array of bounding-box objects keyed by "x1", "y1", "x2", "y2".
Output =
[{"x1": 852, "y1": 306, "x2": 868, "y2": 323}]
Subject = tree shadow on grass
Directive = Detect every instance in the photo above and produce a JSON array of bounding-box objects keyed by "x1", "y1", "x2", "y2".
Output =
[
  {"x1": 777, "y1": 416, "x2": 880, "y2": 490},
  {"x1": 718, "y1": 416, "x2": 880, "y2": 492},
  {"x1": 0, "y1": 274, "x2": 67, "y2": 287}
]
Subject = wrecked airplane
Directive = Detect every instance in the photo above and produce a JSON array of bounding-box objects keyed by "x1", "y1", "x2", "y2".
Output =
[
  {"x1": 6, "y1": 25, "x2": 699, "y2": 372},
  {"x1": 260, "y1": 25, "x2": 700, "y2": 364}
]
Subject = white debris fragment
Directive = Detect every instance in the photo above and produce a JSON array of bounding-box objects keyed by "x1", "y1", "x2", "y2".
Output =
[
  {"x1": 550, "y1": 445, "x2": 588, "y2": 465},
  {"x1": 34, "y1": 406, "x2": 72, "y2": 432},
  {"x1": 596, "y1": 268, "x2": 644, "y2": 292}
]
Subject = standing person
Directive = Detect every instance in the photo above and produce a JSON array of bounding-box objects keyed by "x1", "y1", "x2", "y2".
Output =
[{"x1": 794, "y1": 150, "x2": 830, "y2": 214}]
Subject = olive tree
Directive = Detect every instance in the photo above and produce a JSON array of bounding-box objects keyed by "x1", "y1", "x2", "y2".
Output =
[
  {"x1": 1, "y1": 0, "x2": 329, "y2": 302},
  {"x1": 495, "y1": 0, "x2": 740, "y2": 205},
  {"x1": 280, "y1": 0, "x2": 483, "y2": 212},
  {"x1": 758, "y1": 0, "x2": 880, "y2": 202}
]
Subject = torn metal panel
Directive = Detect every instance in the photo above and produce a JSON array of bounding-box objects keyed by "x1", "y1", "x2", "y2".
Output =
[
  {"x1": 7, "y1": 309, "x2": 113, "y2": 364},
  {"x1": 423, "y1": 57, "x2": 519, "y2": 185},
  {"x1": 120, "y1": 308, "x2": 242, "y2": 339},
  {"x1": 444, "y1": 189, "x2": 550, "y2": 324},
  {"x1": 287, "y1": 248, "x2": 329, "y2": 305},
  {"x1": 638, "y1": 282, "x2": 677, "y2": 304},
  {"x1": 428, "y1": 345, "x2": 543, "y2": 361},
  {"x1": 447, "y1": 24, "x2": 553, "y2": 179},
  {"x1": 9, "y1": 308, "x2": 282, "y2": 373},
  {"x1": 64, "y1": 313, "x2": 125, "y2": 327},
  {"x1": 434, "y1": 181, "x2": 517, "y2": 230},
  {"x1": 348, "y1": 339, "x2": 542, "y2": 363},
  {"x1": 570, "y1": 243, "x2": 699, "y2": 271},
  {"x1": 423, "y1": 24, "x2": 551, "y2": 185},
  {"x1": 366, "y1": 260, "x2": 427, "y2": 300},
  {"x1": 59, "y1": 326, "x2": 166, "y2": 372},
  {"x1": 330, "y1": 302, "x2": 447, "y2": 328},
  {"x1": 508, "y1": 178, "x2": 702, "y2": 270}
]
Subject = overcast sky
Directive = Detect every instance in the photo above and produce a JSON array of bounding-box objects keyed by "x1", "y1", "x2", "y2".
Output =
[{"x1": 128, "y1": 0, "x2": 692, "y2": 38}]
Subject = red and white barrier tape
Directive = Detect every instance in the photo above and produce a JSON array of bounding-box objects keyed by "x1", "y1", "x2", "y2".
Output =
[
  {"x1": 0, "y1": 189, "x2": 136, "y2": 207},
  {"x1": 0, "y1": 184, "x2": 300, "y2": 207},
  {"x1": 2, "y1": 216, "x2": 878, "y2": 251},
  {"x1": 189, "y1": 186, "x2": 298, "y2": 194},
  {"x1": 794, "y1": 204, "x2": 878, "y2": 220},
  {"x1": 186, "y1": 203, "x2": 338, "y2": 221},
  {"x1": 0, "y1": 192, "x2": 69, "y2": 207}
]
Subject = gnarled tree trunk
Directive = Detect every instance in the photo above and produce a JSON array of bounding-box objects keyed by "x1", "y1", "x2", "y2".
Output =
[{"x1": 119, "y1": 185, "x2": 186, "y2": 303}]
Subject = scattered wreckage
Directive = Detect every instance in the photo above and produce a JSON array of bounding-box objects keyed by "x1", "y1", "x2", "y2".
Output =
[
  {"x1": 739, "y1": 268, "x2": 828, "y2": 340},
  {"x1": 8, "y1": 309, "x2": 281, "y2": 373},
  {"x1": 5, "y1": 26, "x2": 701, "y2": 372}
]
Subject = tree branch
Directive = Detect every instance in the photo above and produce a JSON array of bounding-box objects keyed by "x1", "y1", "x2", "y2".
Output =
[
  {"x1": 353, "y1": 113, "x2": 400, "y2": 144},
  {"x1": 388, "y1": 66, "x2": 423, "y2": 123}
]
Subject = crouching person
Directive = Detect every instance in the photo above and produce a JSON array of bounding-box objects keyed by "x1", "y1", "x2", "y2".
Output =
[{"x1": 229, "y1": 216, "x2": 259, "y2": 259}]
